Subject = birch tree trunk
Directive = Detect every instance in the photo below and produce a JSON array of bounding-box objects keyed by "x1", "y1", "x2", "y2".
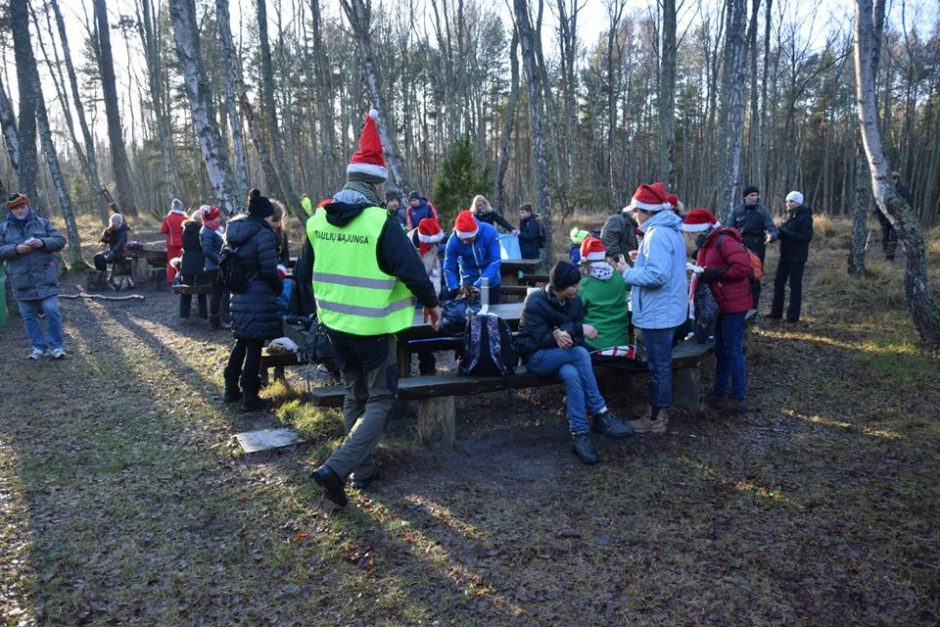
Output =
[
  {"x1": 48, "y1": 0, "x2": 109, "y2": 221},
  {"x1": 719, "y1": 0, "x2": 748, "y2": 222},
  {"x1": 514, "y1": 0, "x2": 552, "y2": 264},
  {"x1": 340, "y1": 0, "x2": 409, "y2": 191},
  {"x1": 309, "y1": 0, "x2": 340, "y2": 191},
  {"x1": 168, "y1": 0, "x2": 240, "y2": 216},
  {"x1": 849, "y1": 0, "x2": 885, "y2": 275},
  {"x1": 10, "y1": 0, "x2": 38, "y2": 203},
  {"x1": 854, "y1": 0, "x2": 940, "y2": 350},
  {"x1": 0, "y1": 73, "x2": 20, "y2": 178},
  {"x1": 215, "y1": 0, "x2": 248, "y2": 199},
  {"x1": 93, "y1": 0, "x2": 137, "y2": 215},
  {"x1": 658, "y1": 0, "x2": 677, "y2": 189}
]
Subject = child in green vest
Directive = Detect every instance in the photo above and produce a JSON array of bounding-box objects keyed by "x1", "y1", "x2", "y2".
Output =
[{"x1": 578, "y1": 236, "x2": 630, "y2": 351}]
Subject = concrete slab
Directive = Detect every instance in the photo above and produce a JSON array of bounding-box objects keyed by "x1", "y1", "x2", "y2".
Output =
[{"x1": 234, "y1": 428, "x2": 306, "y2": 453}]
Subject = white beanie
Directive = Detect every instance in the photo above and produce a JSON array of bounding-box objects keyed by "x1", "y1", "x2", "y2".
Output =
[{"x1": 785, "y1": 191, "x2": 804, "y2": 204}]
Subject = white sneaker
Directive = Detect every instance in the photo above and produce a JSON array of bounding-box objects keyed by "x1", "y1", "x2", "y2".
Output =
[
  {"x1": 51, "y1": 348, "x2": 67, "y2": 359},
  {"x1": 28, "y1": 348, "x2": 45, "y2": 360}
]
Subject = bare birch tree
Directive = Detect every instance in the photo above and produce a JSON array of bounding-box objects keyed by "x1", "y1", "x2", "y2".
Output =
[
  {"x1": 854, "y1": 0, "x2": 940, "y2": 350},
  {"x1": 168, "y1": 0, "x2": 240, "y2": 215},
  {"x1": 659, "y1": 0, "x2": 677, "y2": 188}
]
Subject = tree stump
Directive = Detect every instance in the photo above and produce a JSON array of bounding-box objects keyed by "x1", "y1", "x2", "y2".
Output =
[
  {"x1": 417, "y1": 396, "x2": 455, "y2": 450},
  {"x1": 673, "y1": 365, "x2": 702, "y2": 411}
]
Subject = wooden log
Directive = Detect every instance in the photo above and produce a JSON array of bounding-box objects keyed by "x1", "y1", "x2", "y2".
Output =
[
  {"x1": 417, "y1": 395, "x2": 455, "y2": 450},
  {"x1": 673, "y1": 365, "x2": 702, "y2": 411}
]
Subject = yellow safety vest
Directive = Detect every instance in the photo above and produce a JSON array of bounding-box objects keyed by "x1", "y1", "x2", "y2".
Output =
[{"x1": 308, "y1": 206, "x2": 415, "y2": 335}]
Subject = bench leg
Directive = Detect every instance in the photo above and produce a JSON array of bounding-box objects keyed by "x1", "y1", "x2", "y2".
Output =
[
  {"x1": 673, "y1": 365, "x2": 702, "y2": 411},
  {"x1": 130, "y1": 257, "x2": 150, "y2": 283},
  {"x1": 417, "y1": 396, "x2": 455, "y2": 450}
]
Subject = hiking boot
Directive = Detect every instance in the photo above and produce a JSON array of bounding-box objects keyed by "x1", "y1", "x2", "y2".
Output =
[
  {"x1": 28, "y1": 348, "x2": 45, "y2": 360},
  {"x1": 240, "y1": 393, "x2": 271, "y2": 412},
  {"x1": 223, "y1": 372, "x2": 241, "y2": 403},
  {"x1": 592, "y1": 410, "x2": 634, "y2": 439},
  {"x1": 570, "y1": 432, "x2": 600, "y2": 465},
  {"x1": 628, "y1": 409, "x2": 669, "y2": 434},
  {"x1": 312, "y1": 464, "x2": 348, "y2": 507}
]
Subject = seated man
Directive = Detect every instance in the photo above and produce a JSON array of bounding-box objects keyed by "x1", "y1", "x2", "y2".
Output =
[
  {"x1": 443, "y1": 210, "x2": 502, "y2": 304},
  {"x1": 93, "y1": 213, "x2": 128, "y2": 276},
  {"x1": 515, "y1": 261, "x2": 633, "y2": 465}
]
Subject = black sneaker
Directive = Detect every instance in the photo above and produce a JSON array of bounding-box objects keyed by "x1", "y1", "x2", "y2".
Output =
[
  {"x1": 570, "y1": 432, "x2": 599, "y2": 465},
  {"x1": 350, "y1": 470, "x2": 379, "y2": 491},
  {"x1": 312, "y1": 465, "x2": 348, "y2": 507},
  {"x1": 592, "y1": 411, "x2": 634, "y2": 439}
]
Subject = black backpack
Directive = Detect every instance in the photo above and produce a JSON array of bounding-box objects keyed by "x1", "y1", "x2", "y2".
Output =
[
  {"x1": 458, "y1": 312, "x2": 518, "y2": 377},
  {"x1": 217, "y1": 243, "x2": 254, "y2": 294}
]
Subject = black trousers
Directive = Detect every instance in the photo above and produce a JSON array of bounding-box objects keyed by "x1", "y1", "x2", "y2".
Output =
[
  {"x1": 178, "y1": 273, "x2": 209, "y2": 319},
  {"x1": 225, "y1": 338, "x2": 264, "y2": 389},
  {"x1": 770, "y1": 260, "x2": 805, "y2": 322}
]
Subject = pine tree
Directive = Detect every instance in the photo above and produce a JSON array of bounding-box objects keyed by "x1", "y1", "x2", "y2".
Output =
[{"x1": 432, "y1": 137, "x2": 491, "y2": 228}]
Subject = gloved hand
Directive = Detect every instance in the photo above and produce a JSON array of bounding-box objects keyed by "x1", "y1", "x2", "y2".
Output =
[{"x1": 699, "y1": 267, "x2": 724, "y2": 283}]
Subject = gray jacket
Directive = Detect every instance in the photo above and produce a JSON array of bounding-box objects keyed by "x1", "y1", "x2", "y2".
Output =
[
  {"x1": 600, "y1": 211, "x2": 639, "y2": 260},
  {"x1": 0, "y1": 210, "x2": 66, "y2": 301}
]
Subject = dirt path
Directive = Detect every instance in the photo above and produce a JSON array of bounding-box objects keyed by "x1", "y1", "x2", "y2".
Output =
[{"x1": 2, "y1": 246, "x2": 939, "y2": 624}]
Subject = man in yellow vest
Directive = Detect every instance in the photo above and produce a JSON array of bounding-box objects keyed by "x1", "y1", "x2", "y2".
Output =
[{"x1": 309, "y1": 111, "x2": 441, "y2": 507}]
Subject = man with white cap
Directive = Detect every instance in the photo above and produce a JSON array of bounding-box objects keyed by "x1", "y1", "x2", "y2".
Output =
[{"x1": 768, "y1": 191, "x2": 813, "y2": 323}]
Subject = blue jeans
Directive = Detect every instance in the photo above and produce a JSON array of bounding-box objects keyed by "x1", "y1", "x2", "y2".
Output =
[
  {"x1": 714, "y1": 311, "x2": 746, "y2": 400},
  {"x1": 17, "y1": 296, "x2": 64, "y2": 352},
  {"x1": 641, "y1": 326, "x2": 676, "y2": 409},
  {"x1": 525, "y1": 346, "x2": 606, "y2": 433}
]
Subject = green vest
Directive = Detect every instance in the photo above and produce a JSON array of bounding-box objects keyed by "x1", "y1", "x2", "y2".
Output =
[{"x1": 308, "y1": 206, "x2": 415, "y2": 335}]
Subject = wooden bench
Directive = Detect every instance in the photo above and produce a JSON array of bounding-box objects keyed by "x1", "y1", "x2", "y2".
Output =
[
  {"x1": 308, "y1": 338, "x2": 718, "y2": 449},
  {"x1": 172, "y1": 283, "x2": 213, "y2": 296},
  {"x1": 124, "y1": 248, "x2": 168, "y2": 287}
]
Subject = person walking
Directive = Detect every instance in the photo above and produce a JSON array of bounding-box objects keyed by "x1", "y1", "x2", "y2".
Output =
[
  {"x1": 769, "y1": 191, "x2": 814, "y2": 323},
  {"x1": 222, "y1": 189, "x2": 284, "y2": 411},
  {"x1": 731, "y1": 185, "x2": 778, "y2": 308},
  {"x1": 162, "y1": 198, "x2": 187, "y2": 284},
  {"x1": 0, "y1": 193, "x2": 67, "y2": 359},
  {"x1": 308, "y1": 111, "x2": 441, "y2": 507},
  {"x1": 619, "y1": 183, "x2": 688, "y2": 434},
  {"x1": 680, "y1": 209, "x2": 753, "y2": 414}
]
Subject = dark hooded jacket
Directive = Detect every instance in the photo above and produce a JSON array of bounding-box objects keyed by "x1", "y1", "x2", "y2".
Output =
[
  {"x1": 515, "y1": 286, "x2": 586, "y2": 357},
  {"x1": 225, "y1": 215, "x2": 283, "y2": 341},
  {"x1": 777, "y1": 206, "x2": 814, "y2": 263},
  {"x1": 180, "y1": 219, "x2": 206, "y2": 278},
  {"x1": 0, "y1": 210, "x2": 66, "y2": 301}
]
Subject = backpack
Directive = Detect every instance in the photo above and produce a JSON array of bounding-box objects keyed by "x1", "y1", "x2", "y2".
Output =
[
  {"x1": 692, "y1": 278, "x2": 720, "y2": 343},
  {"x1": 458, "y1": 313, "x2": 518, "y2": 377},
  {"x1": 536, "y1": 216, "x2": 547, "y2": 249},
  {"x1": 217, "y1": 243, "x2": 254, "y2": 293},
  {"x1": 718, "y1": 233, "x2": 763, "y2": 283}
]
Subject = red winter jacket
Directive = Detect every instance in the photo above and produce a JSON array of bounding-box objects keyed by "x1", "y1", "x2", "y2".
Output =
[
  {"x1": 162, "y1": 211, "x2": 187, "y2": 249},
  {"x1": 695, "y1": 227, "x2": 753, "y2": 314}
]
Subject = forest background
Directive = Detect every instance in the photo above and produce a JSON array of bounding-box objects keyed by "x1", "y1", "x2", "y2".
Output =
[{"x1": 0, "y1": 0, "x2": 938, "y2": 260}]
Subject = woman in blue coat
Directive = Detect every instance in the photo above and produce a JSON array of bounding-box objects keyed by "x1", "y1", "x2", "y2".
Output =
[{"x1": 222, "y1": 189, "x2": 284, "y2": 411}]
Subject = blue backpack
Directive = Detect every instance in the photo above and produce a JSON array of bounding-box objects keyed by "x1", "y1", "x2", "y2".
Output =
[{"x1": 458, "y1": 313, "x2": 518, "y2": 377}]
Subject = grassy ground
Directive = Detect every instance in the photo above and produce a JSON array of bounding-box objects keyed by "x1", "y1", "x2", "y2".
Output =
[{"x1": 1, "y1": 217, "x2": 939, "y2": 625}]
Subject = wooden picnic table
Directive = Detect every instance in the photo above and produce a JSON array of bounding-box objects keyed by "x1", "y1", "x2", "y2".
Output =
[{"x1": 499, "y1": 258, "x2": 541, "y2": 286}]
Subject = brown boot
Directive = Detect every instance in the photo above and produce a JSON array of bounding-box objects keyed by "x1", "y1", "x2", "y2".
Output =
[{"x1": 628, "y1": 408, "x2": 669, "y2": 434}]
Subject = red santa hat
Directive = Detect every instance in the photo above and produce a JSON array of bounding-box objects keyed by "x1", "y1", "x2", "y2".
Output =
[
  {"x1": 665, "y1": 193, "x2": 679, "y2": 210},
  {"x1": 680, "y1": 208, "x2": 720, "y2": 233},
  {"x1": 346, "y1": 110, "x2": 388, "y2": 184},
  {"x1": 579, "y1": 236, "x2": 606, "y2": 263},
  {"x1": 628, "y1": 183, "x2": 668, "y2": 212},
  {"x1": 454, "y1": 210, "x2": 479, "y2": 240},
  {"x1": 417, "y1": 217, "x2": 444, "y2": 244}
]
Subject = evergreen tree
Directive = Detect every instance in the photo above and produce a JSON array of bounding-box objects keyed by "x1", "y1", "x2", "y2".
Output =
[{"x1": 432, "y1": 137, "x2": 491, "y2": 228}]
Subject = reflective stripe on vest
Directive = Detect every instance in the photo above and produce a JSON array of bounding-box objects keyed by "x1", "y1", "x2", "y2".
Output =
[{"x1": 308, "y1": 206, "x2": 415, "y2": 335}]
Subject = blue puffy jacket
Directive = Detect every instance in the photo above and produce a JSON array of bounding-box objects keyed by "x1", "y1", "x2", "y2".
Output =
[
  {"x1": 443, "y1": 219, "x2": 501, "y2": 291},
  {"x1": 622, "y1": 210, "x2": 687, "y2": 329}
]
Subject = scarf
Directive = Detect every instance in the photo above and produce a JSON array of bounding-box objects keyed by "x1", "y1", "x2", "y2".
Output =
[
  {"x1": 588, "y1": 262, "x2": 614, "y2": 281},
  {"x1": 203, "y1": 216, "x2": 222, "y2": 232},
  {"x1": 340, "y1": 180, "x2": 382, "y2": 206}
]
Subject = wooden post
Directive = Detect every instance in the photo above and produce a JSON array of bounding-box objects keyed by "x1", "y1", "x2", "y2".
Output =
[
  {"x1": 417, "y1": 396, "x2": 455, "y2": 451},
  {"x1": 130, "y1": 256, "x2": 150, "y2": 283},
  {"x1": 672, "y1": 365, "x2": 702, "y2": 411}
]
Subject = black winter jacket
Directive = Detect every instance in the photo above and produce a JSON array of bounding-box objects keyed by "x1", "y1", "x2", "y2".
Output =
[
  {"x1": 515, "y1": 287, "x2": 586, "y2": 357},
  {"x1": 180, "y1": 220, "x2": 206, "y2": 278},
  {"x1": 518, "y1": 215, "x2": 542, "y2": 259},
  {"x1": 100, "y1": 223, "x2": 127, "y2": 262},
  {"x1": 225, "y1": 216, "x2": 284, "y2": 341},
  {"x1": 777, "y1": 206, "x2": 814, "y2": 263},
  {"x1": 475, "y1": 210, "x2": 515, "y2": 233}
]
